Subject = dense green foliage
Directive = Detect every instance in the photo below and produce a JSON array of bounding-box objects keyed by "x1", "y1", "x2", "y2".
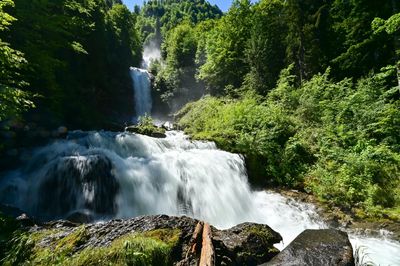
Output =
[
  {"x1": 0, "y1": 0, "x2": 34, "y2": 129},
  {"x1": 146, "y1": 0, "x2": 399, "y2": 121},
  {"x1": 150, "y1": 0, "x2": 399, "y2": 96},
  {"x1": 136, "y1": 0, "x2": 222, "y2": 46},
  {"x1": 0, "y1": 0, "x2": 144, "y2": 167},
  {"x1": 1, "y1": 0, "x2": 141, "y2": 131}
]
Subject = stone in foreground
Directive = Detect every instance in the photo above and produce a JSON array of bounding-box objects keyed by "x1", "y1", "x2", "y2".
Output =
[
  {"x1": 262, "y1": 229, "x2": 354, "y2": 266},
  {"x1": 213, "y1": 222, "x2": 282, "y2": 266},
  {"x1": 1, "y1": 215, "x2": 282, "y2": 266}
]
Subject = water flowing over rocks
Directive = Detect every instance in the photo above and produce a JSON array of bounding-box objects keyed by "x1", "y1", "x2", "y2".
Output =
[
  {"x1": 0, "y1": 131, "x2": 398, "y2": 265},
  {"x1": 0, "y1": 131, "x2": 257, "y2": 227}
]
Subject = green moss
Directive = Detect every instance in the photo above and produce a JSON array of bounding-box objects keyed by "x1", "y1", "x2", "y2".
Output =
[
  {"x1": 1, "y1": 227, "x2": 181, "y2": 266},
  {"x1": 246, "y1": 226, "x2": 275, "y2": 242},
  {"x1": 127, "y1": 115, "x2": 166, "y2": 137},
  {"x1": 383, "y1": 207, "x2": 400, "y2": 221},
  {"x1": 55, "y1": 226, "x2": 88, "y2": 253}
]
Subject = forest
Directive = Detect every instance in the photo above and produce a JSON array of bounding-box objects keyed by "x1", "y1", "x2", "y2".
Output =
[{"x1": 0, "y1": 0, "x2": 400, "y2": 264}]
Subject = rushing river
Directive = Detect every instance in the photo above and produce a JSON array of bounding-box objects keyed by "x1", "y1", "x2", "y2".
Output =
[{"x1": 0, "y1": 130, "x2": 399, "y2": 265}]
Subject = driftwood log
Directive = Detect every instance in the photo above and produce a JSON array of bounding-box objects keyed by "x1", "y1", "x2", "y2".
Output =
[{"x1": 199, "y1": 223, "x2": 215, "y2": 266}]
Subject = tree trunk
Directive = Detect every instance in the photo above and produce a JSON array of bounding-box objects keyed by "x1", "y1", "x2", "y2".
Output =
[{"x1": 199, "y1": 223, "x2": 215, "y2": 266}]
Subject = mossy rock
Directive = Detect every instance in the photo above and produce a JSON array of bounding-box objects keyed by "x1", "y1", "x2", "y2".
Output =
[
  {"x1": 1, "y1": 225, "x2": 181, "y2": 266},
  {"x1": 125, "y1": 125, "x2": 166, "y2": 138},
  {"x1": 212, "y1": 222, "x2": 282, "y2": 265}
]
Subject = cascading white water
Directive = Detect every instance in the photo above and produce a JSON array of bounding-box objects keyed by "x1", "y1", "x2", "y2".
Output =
[
  {"x1": 0, "y1": 130, "x2": 399, "y2": 265},
  {"x1": 0, "y1": 131, "x2": 256, "y2": 226},
  {"x1": 251, "y1": 192, "x2": 400, "y2": 266},
  {"x1": 129, "y1": 67, "x2": 152, "y2": 119}
]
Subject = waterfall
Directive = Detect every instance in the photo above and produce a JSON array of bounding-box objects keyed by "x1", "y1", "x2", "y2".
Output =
[
  {"x1": 0, "y1": 130, "x2": 399, "y2": 265},
  {"x1": 129, "y1": 67, "x2": 152, "y2": 120},
  {"x1": 0, "y1": 131, "x2": 255, "y2": 227}
]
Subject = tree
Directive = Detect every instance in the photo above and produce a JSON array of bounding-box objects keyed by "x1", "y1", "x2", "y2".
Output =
[
  {"x1": 198, "y1": 0, "x2": 253, "y2": 94},
  {"x1": 330, "y1": 0, "x2": 394, "y2": 79},
  {"x1": 6, "y1": 0, "x2": 142, "y2": 129},
  {"x1": 284, "y1": 0, "x2": 331, "y2": 84},
  {"x1": 372, "y1": 10, "x2": 400, "y2": 88},
  {"x1": 0, "y1": 0, "x2": 33, "y2": 127},
  {"x1": 244, "y1": 0, "x2": 287, "y2": 95},
  {"x1": 136, "y1": 0, "x2": 222, "y2": 45}
]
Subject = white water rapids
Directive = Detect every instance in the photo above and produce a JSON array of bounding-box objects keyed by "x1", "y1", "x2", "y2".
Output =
[{"x1": 0, "y1": 131, "x2": 399, "y2": 265}]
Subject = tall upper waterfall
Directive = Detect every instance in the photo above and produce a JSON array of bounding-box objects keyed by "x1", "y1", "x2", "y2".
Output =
[{"x1": 129, "y1": 67, "x2": 152, "y2": 120}]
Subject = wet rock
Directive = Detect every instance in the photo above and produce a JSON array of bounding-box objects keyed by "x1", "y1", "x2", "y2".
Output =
[
  {"x1": 263, "y1": 229, "x2": 354, "y2": 266},
  {"x1": 16, "y1": 213, "x2": 36, "y2": 227},
  {"x1": 212, "y1": 222, "x2": 282, "y2": 266},
  {"x1": 66, "y1": 211, "x2": 94, "y2": 224},
  {"x1": 36, "y1": 154, "x2": 118, "y2": 220}
]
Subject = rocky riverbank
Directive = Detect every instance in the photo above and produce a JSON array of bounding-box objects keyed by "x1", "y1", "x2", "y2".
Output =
[{"x1": 0, "y1": 214, "x2": 354, "y2": 265}]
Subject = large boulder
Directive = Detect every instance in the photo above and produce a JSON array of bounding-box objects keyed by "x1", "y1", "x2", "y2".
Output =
[
  {"x1": 35, "y1": 154, "x2": 119, "y2": 220},
  {"x1": 212, "y1": 222, "x2": 282, "y2": 266},
  {"x1": 263, "y1": 229, "x2": 354, "y2": 266}
]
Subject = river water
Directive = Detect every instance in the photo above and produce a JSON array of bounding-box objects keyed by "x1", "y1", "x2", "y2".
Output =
[{"x1": 0, "y1": 130, "x2": 399, "y2": 265}]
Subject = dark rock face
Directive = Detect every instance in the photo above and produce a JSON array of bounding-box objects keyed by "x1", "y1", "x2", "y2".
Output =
[
  {"x1": 212, "y1": 222, "x2": 282, "y2": 266},
  {"x1": 36, "y1": 154, "x2": 118, "y2": 219},
  {"x1": 263, "y1": 229, "x2": 354, "y2": 266}
]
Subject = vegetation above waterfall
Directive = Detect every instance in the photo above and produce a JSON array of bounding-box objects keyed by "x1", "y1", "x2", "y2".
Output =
[
  {"x1": 155, "y1": 0, "x2": 400, "y2": 220},
  {"x1": 135, "y1": 0, "x2": 222, "y2": 45}
]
